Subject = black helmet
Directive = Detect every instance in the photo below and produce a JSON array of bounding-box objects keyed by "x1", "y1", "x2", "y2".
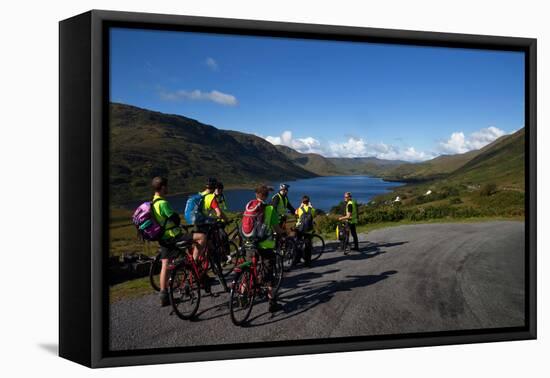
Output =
[
  {"x1": 206, "y1": 177, "x2": 218, "y2": 189},
  {"x1": 279, "y1": 183, "x2": 290, "y2": 190},
  {"x1": 216, "y1": 181, "x2": 224, "y2": 190}
]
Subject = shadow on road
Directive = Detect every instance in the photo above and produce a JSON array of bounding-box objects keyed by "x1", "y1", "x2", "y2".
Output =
[
  {"x1": 245, "y1": 270, "x2": 398, "y2": 327},
  {"x1": 308, "y1": 240, "x2": 407, "y2": 269},
  {"x1": 189, "y1": 240, "x2": 405, "y2": 324}
]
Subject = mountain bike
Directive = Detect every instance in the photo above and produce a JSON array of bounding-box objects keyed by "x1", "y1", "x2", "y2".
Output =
[
  {"x1": 228, "y1": 248, "x2": 276, "y2": 326},
  {"x1": 338, "y1": 221, "x2": 351, "y2": 255},
  {"x1": 166, "y1": 238, "x2": 202, "y2": 320},
  {"x1": 168, "y1": 224, "x2": 231, "y2": 320},
  {"x1": 292, "y1": 232, "x2": 325, "y2": 263}
]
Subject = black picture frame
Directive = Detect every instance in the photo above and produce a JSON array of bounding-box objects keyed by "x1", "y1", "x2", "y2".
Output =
[{"x1": 59, "y1": 9, "x2": 537, "y2": 368}]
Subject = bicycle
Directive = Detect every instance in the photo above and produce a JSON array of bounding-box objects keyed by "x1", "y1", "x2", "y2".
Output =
[
  {"x1": 228, "y1": 247, "x2": 277, "y2": 326},
  {"x1": 291, "y1": 231, "x2": 325, "y2": 264},
  {"x1": 337, "y1": 221, "x2": 351, "y2": 255},
  {"x1": 168, "y1": 224, "x2": 232, "y2": 320}
]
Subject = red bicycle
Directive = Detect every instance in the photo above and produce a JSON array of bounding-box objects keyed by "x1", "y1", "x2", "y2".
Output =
[
  {"x1": 228, "y1": 247, "x2": 274, "y2": 326},
  {"x1": 168, "y1": 225, "x2": 228, "y2": 320}
]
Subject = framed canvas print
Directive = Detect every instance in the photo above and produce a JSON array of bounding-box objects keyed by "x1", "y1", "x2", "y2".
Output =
[{"x1": 59, "y1": 10, "x2": 537, "y2": 368}]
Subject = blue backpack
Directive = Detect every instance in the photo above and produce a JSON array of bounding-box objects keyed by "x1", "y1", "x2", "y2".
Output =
[{"x1": 184, "y1": 193, "x2": 207, "y2": 225}]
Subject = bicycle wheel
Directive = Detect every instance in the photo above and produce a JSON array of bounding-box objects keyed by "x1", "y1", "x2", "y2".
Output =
[
  {"x1": 310, "y1": 234, "x2": 325, "y2": 261},
  {"x1": 229, "y1": 270, "x2": 255, "y2": 326},
  {"x1": 149, "y1": 253, "x2": 161, "y2": 292},
  {"x1": 221, "y1": 241, "x2": 240, "y2": 278},
  {"x1": 169, "y1": 264, "x2": 201, "y2": 320},
  {"x1": 282, "y1": 238, "x2": 296, "y2": 272}
]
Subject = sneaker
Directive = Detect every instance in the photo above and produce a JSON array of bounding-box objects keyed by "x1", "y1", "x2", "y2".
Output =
[
  {"x1": 204, "y1": 277, "x2": 212, "y2": 294},
  {"x1": 268, "y1": 300, "x2": 282, "y2": 313},
  {"x1": 160, "y1": 290, "x2": 170, "y2": 307}
]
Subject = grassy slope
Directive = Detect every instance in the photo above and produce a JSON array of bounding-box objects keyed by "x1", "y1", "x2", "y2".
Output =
[
  {"x1": 110, "y1": 103, "x2": 316, "y2": 204},
  {"x1": 328, "y1": 157, "x2": 408, "y2": 176},
  {"x1": 368, "y1": 128, "x2": 525, "y2": 219}
]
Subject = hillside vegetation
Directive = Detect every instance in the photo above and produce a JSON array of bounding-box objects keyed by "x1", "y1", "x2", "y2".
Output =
[
  {"x1": 110, "y1": 103, "x2": 316, "y2": 204},
  {"x1": 313, "y1": 128, "x2": 526, "y2": 234}
]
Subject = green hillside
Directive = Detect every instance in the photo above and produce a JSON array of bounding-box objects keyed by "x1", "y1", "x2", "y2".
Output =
[
  {"x1": 382, "y1": 131, "x2": 522, "y2": 184},
  {"x1": 110, "y1": 103, "x2": 316, "y2": 204},
  {"x1": 383, "y1": 149, "x2": 481, "y2": 182},
  {"x1": 373, "y1": 128, "x2": 525, "y2": 217},
  {"x1": 445, "y1": 128, "x2": 525, "y2": 189},
  {"x1": 328, "y1": 157, "x2": 408, "y2": 176}
]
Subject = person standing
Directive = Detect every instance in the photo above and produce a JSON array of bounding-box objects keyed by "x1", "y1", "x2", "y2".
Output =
[
  {"x1": 150, "y1": 176, "x2": 193, "y2": 307},
  {"x1": 295, "y1": 195, "x2": 316, "y2": 267},
  {"x1": 271, "y1": 183, "x2": 295, "y2": 226},
  {"x1": 339, "y1": 192, "x2": 359, "y2": 252},
  {"x1": 242, "y1": 185, "x2": 284, "y2": 312}
]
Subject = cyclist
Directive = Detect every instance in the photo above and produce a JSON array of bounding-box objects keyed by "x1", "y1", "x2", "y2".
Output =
[
  {"x1": 245, "y1": 184, "x2": 285, "y2": 312},
  {"x1": 203, "y1": 180, "x2": 228, "y2": 222},
  {"x1": 214, "y1": 181, "x2": 228, "y2": 211},
  {"x1": 150, "y1": 176, "x2": 193, "y2": 307},
  {"x1": 295, "y1": 195, "x2": 316, "y2": 267},
  {"x1": 271, "y1": 183, "x2": 295, "y2": 226},
  {"x1": 338, "y1": 192, "x2": 359, "y2": 252},
  {"x1": 190, "y1": 178, "x2": 218, "y2": 262}
]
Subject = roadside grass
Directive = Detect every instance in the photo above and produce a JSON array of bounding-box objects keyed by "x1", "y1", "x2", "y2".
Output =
[{"x1": 110, "y1": 276, "x2": 153, "y2": 304}]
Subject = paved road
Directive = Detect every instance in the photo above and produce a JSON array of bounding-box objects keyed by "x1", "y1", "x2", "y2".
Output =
[{"x1": 110, "y1": 221, "x2": 525, "y2": 351}]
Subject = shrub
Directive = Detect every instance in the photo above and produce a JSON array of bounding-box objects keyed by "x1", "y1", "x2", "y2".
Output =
[
  {"x1": 480, "y1": 183, "x2": 497, "y2": 196},
  {"x1": 449, "y1": 197, "x2": 462, "y2": 205},
  {"x1": 315, "y1": 215, "x2": 340, "y2": 234}
]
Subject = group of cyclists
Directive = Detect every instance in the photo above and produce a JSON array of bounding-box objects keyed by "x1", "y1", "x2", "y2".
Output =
[{"x1": 147, "y1": 176, "x2": 360, "y2": 314}]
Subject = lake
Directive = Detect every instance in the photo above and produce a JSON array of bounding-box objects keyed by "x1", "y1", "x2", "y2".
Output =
[{"x1": 164, "y1": 176, "x2": 403, "y2": 213}]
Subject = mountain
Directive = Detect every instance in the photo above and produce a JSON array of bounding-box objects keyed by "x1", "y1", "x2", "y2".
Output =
[
  {"x1": 382, "y1": 130, "x2": 524, "y2": 185},
  {"x1": 383, "y1": 150, "x2": 482, "y2": 182},
  {"x1": 328, "y1": 157, "x2": 408, "y2": 176},
  {"x1": 110, "y1": 103, "x2": 316, "y2": 204},
  {"x1": 274, "y1": 145, "x2": 341, "y2": 175},
  {"x1": 445, "y1": 128, "x2": 525, "y2": 189}
]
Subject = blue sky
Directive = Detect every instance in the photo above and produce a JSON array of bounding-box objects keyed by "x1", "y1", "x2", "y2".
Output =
[{"x1": 110, "y1": 28, "x2": 525, "y2": 161}]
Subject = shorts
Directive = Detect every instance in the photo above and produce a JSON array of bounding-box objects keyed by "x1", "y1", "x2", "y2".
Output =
[{"x1": 158, "y1": 233, "x2": 192, "y2": 260}]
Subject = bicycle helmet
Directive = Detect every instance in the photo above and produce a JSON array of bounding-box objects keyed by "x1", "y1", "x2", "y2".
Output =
[
  {"x1": 279, "y1": 183, "x2": 290, "y2": 190},
  {"x1": 216, "y1": 181, "x2": 224, "y2": 190}
]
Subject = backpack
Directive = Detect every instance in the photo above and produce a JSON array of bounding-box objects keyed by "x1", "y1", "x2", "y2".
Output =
[
  {"x1": 132, "y1": 199, "x2": 166, "y2": 241},
  {"x1": 296, "y1": 207, "x2": 314, "y2": 233},
  {"x1": 184, "y1": 193, "x2": 208, "y2": 225},
  {"x1": 240, "y1": 199, "x2": 269, "y2": 241}
]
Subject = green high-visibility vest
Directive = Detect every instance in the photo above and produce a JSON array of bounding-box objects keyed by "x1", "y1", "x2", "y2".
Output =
[
  {"x1": 347, "y1": 199, "x2": 358, "y2": 224},
  {"x1": 273, "y1": 192, "x2": 288, "y2": 217}
]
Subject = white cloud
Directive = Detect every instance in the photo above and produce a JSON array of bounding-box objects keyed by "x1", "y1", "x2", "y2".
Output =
[
  {"x1": 159, "y1": 89, "x2": 238, "y2": 106},
  {"x1": 264, "y1": 131, "x2": 433, "y2": 162},
  {"x1": 266, "y1": 131, "x2": 323, "y2": 154},
  {"x1": 205, "y1": 57, "x2": 219, "y2": 71},
  {"x1": 439, "y1": 126, "x2": 506, "y2": 154}
]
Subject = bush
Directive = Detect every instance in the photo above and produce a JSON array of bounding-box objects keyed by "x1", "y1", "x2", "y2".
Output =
[
  {"x1": 315, "y1": 215, "x2": 340, "y2": 234},
  {"x1": 480, "y1": 183, "x2": 497, "y2": 197},
  {"x1": 449, "y1": 197, "x2": 462, "y2": 205}
]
